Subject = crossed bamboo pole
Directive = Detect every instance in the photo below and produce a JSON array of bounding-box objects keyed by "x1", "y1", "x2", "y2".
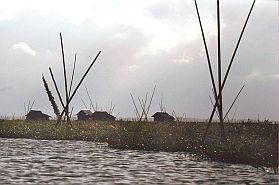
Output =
[
  {"x1": 47, "y1": 33, "x2": 101, "y2": 125},
  {"x1": 130, "y1": 85, "x2": 156, "y2": 122},
  {"x1": 194, "y1": 0, "x2": 256, "y2": 141},
  {"x1": 56, "y1": 50, "x2": 101, "y2": 125}
]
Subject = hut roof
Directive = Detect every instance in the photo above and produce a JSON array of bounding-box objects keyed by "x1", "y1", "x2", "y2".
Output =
[
  {"x1": 26, "y1": 110, "x2": 51, "y2": 117},
  {"x1": 151, "y1": 112, "x2": 174, "y2": 119},
  {"x1": 92, "y1": 111, "x2": 115, "y2": 119},
  {"x1": 77, "y1": 109, "x2": 93, "y2": 116}
]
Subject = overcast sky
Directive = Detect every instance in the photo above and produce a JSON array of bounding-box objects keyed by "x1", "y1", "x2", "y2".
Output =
[{"x1": 0, "y1": 0, "x2": 278, "y2": 120}]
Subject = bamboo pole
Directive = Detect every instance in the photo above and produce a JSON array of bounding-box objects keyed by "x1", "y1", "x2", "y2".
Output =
[
  {"x1": 146, "y1": 85, "x2": 156, "y2": 116},
  {"x1": 217, "y1": 0, "x2": 226, "y2": 140},
  {"x1": 209, "y1": 94, "x2": 220, "y2": 119},
  {"x1": 60, "y1": 33, "x2": 70, "y2": 125},
  {"x1": 202, "y1": 0, "x2": 256, "y2": 142},
  {"x1": 27, "y1": 100, "x2": 30, "y2": 113},
  {"x1": 49, "y1": 67, "x2": 71, "y2": 123},
  {"x1": 211, "y1": 88, "x2": 220, "y2": 119},
  {"x1": 69, "y1": 107, "x2": 74, "y2": 120},
  {"x1": 81, "y1": 98, "x2": 88, "y2": 109},
  {"x1": 194, "y1": 0, "x2": 219, "y2": 106},
  {"x1": 24, "y1": 102, "x2": 26, "y2": 115},
  {"x1": 109, "y1": 102, "x2": 115, "y2": 115},
  {"x1": 143, "y1": 92, "x2": 148, "y2": 120},
  {"x1": 130, "y1": 93, "x2": 140, "y2": 121},
  {"x1": 69, "y1": 53, "x2": 77, "y2": 97},
  {"x1": 231, "y1": 107, "x2": 238, "y2": 122},
  {"x1": 222, "y1": 0, "x2": 256, "y2": 90},
  {"x1": 137, "y1": 96, "x2": 147, "y2": 121},
  {"x1": 30, "y1": 100, "x2": 35, "y2": 111},
  {"x1": 172, "y1": 110, "x2": 178, "y2": 121},
  {"x1": 56, "y1": 51, "x2": 101, "y2": 125},
  {"x1": 224, "y1": 85, "x2": 245, "y2": 120},
  {"x1": 49, "y1": 68, "x2": 66, "y2": 110},
  {"x1": 160, "y1": 93, "x2": 163, "y2": 112},
  {"x1": 84, "y1": 84, "x2": 95, "y2": 111}
]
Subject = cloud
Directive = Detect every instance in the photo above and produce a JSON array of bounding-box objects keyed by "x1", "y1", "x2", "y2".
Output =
[
  {"x1": 245, "y1": 68, "x2": 279, "y2": 81},
  {"x1": 128, "y1": 65, "x2": 138, "y2": 72},
  {"x1": 0, "y1": 86, "x2": 13, "y2": 92},
  {"x1": 12, "y1": 42, "x2": 36, "y2": 56},
  {"x1": 173, "y1": 58, "x2": 192, "y2": 64},
  {"x1": 0, "y1": 0, "x2": 216, "y2": 55}
]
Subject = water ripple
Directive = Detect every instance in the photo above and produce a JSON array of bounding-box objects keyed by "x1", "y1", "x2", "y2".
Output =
[{"x1": 0, "y1": 138, "x2": 277, "y2": 184}]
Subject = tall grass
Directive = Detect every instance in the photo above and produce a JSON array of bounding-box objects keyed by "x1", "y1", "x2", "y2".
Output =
[{"x1": 0, "y1": 120, "x2": 277, "y2": 170}]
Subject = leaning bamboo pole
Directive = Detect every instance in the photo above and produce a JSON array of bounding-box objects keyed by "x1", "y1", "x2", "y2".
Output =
[
  {"x1": 194, "y1": 0, "x2": 219, "y2": 108},
  {"x1": 224, "y1": 85, "x2": 245, "y2": 120},
  {"x1": 69, "y1": 53, "x2": 77, "y2": 97},
  {"x1": 84, "y1": 84, "x2": 96, "y2": 111}
]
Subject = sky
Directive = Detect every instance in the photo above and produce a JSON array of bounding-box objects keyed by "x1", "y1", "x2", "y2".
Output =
[{"x1": 0, "y1": 0, "x2": 278, "y2": 121}]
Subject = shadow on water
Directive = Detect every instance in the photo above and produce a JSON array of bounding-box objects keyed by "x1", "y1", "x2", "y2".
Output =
[{"x1": 0, "y1": 138, "x2": 277, "y2": 184}]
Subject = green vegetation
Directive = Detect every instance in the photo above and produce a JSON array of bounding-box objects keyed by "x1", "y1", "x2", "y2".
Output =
[
  {"x1": 108, "y1": 121, "x2": 278, "y2": 170},
  {"x1": 0, "y1": 120, "x2": 277, "y2": 170},
  {"x1": 0, "y1": 120, "x2": 114, "y2": 141}
]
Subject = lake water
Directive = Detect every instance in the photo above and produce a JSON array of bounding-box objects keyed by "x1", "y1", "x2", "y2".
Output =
[{"x1": 0, "y1": 138, "x2": 277, "y2": 184}]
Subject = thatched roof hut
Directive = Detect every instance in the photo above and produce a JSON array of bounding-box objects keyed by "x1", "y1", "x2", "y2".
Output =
[
  {"x1": 151, "y1": 112, "x2": 175, "y2": 122},
  {"x1": 77, "y1": 109, "x2": 93, "y2": 121},
  {"x1": 91, "y1": 111, "x2": 115, "y2": 121},
  {"x1": 26, "y1": 110, "x2": 51, "y2": 121}
]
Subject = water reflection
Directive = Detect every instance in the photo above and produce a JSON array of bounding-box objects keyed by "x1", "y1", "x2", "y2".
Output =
[{"x1": 0, "y1": 138, "x2": 277, "y2": 184}]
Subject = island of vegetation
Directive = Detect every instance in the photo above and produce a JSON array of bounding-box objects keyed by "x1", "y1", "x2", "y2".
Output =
[{"x1": 0, "y1": 119, "x2": 277, "y2": 173}]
